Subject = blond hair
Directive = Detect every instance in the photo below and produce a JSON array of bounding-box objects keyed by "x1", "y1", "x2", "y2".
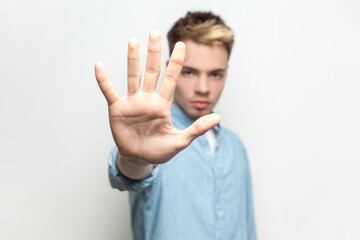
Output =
[{"x1": 167, "y1": 11, "x2": 234, "y2": 57}]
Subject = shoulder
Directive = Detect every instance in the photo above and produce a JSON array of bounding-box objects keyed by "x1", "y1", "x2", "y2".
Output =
[{"x1": 220, "y1": 126, "x2": 247, "y2": 152}]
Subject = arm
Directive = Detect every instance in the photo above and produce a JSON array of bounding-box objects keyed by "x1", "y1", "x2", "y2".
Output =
[
  {"x1": 108, "y1": 145, "x2": 160, "y2": 192},
  {"x1": 95, "y1": 31, "x2": 220, "y2": 181}
]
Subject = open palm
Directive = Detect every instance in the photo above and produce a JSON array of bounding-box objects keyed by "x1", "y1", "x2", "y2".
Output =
[{"x1": 95, "y1": 32, "x2": 220, "y2": 167}]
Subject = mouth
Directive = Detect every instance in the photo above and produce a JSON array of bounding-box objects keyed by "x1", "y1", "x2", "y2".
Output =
[{"x1": 190, "y1": 100, "x2": 210, "y2": 110}]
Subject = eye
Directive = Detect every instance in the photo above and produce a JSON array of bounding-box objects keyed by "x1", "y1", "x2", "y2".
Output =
[
  {"x1": 181, "y1": 70, "x2": 194, "y2": 77},
  {"x1": 211, "y1": 72, "x2": 223, "y2": 78}
]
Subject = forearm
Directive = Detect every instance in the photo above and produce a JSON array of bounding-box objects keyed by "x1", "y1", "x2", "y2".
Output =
[{"x1": 116, "y1": 152, "x2": 154, "y2": 180}]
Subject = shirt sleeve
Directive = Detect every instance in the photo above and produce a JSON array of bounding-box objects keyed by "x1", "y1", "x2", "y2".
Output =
[{"x1": 108, "y1": 145, "x2": 160, "y2": 192}]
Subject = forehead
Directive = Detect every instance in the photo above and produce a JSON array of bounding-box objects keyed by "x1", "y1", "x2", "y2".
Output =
[{"x1": 182, "y1": 40, "x2": 228, "y2": 71}]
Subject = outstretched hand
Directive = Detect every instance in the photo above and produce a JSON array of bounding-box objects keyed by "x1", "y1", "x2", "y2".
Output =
[{"x1": 95, "y1": 31, "x2": 220, "y2": 177}]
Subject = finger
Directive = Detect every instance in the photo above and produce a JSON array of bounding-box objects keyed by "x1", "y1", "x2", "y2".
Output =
[
  {"x1": 127, "y1": 38, "x2": 141, "y2": 95},
  {"x1": 94, "y1": 62, "x2": 119, "y2": 105},
  {"x1": 177, "y1": 113, "x2": 221, "y2": 149},
  {"x1": 159, "y1": 42, "x2": 186, "y2": 101},
  {"x1": 143, "y1": 31, "x2": 161, "y2": 93}
]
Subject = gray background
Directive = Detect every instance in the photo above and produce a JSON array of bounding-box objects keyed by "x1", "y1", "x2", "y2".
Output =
[{"x1": 1, "y1": 0, "x2": 359, "y2": 239}]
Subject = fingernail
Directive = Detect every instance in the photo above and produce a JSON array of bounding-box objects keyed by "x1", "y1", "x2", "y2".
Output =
[
  {"x1": 150, "y1": 30, "x2": 161, "y2": 39},
  {"x1": 129, "y1": 38, "x2": 139, "y2": 47}
]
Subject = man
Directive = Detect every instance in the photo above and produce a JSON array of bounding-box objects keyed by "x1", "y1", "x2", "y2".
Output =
[{"x1": 95, "y1": 11, "x2": 256, "y2": 240}]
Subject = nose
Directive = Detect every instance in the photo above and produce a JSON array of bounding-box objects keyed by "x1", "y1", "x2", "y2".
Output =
[{"x1": 194, "y1": 74, "x2": 209, "y2": 95}]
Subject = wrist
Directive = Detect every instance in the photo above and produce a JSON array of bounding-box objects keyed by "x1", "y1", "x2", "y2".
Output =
[{"x1": 116, "y1": 152, "x2": 153, "y2": 180}]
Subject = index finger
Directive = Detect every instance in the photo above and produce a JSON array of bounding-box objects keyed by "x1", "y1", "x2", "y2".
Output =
[{"x1": 159, "y1": 42, "x2": 186, "y2": 101}]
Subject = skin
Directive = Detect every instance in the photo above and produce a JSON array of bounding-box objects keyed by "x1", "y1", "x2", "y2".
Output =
[
  {"x1": 174, "y1": 40, "x2": 228, "y2": 119},
  {"x1": 94, "y1": 31, "x2": 225, "y2": 180}
]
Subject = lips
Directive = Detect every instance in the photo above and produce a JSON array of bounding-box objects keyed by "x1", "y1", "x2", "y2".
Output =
[{"x1": 190, "y1": 100, "x2": 210, "y2": 110}]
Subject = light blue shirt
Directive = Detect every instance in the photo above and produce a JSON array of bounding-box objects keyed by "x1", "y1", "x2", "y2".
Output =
[{"x1": 108, "y1": 105, "x2": 257, "y2": 240}]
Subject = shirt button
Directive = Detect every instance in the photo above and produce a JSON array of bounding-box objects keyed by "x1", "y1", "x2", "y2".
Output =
[
  {"x1": 216, "y1": 179, "x2": 220, "y2": 185},
  {"x1": 217, "y1": 210, "x2": 223, "y2": 217},
  {"x1": 206, "y1": 151, "x2": 210, "y2": 156}
]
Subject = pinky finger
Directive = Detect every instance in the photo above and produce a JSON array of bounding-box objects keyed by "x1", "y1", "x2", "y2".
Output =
[{"x1": 94, "y1": 62, "x2": 119, "y2": 105}]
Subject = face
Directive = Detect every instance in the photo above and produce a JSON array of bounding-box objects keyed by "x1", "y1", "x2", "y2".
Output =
[{"x1": 173, "y1": 40, "x2": 228, "y2": 118}]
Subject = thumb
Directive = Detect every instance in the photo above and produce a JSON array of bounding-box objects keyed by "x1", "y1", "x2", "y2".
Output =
[{"x1": 178, "y1": 113, "x2": 221, "y2": 149}]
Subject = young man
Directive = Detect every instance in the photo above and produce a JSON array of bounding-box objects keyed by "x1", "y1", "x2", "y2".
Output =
[{"x1": 95, "y1": 11, "x2": 256, "y2": 240}]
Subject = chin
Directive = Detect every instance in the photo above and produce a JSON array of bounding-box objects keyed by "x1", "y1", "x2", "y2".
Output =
[{"x1": 187, "y1": 108, "x2": 211, "y2": 119}]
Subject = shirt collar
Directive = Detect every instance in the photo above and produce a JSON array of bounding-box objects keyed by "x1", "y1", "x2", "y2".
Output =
[{"x1": 171, "y1": 104, "x2": 221, "y2": 134}]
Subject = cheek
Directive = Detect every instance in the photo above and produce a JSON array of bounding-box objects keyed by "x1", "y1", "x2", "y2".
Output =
[
  {"x1": 176, "y1": 78, "x2": 194, "y2": 96},
  {"x1": 211, "y1": 81, "x2": 225, "y2": 97},
  {"x1": 174, "y1": 84, "x2": 187, "y2": 102}
]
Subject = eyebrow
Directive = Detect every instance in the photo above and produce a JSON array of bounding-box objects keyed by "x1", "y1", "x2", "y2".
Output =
[{"x1": 182, "y1": 66, "x2": 227, "y2": 72}]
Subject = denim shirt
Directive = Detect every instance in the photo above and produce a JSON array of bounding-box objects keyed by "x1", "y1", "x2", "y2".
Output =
[{"x1": 108, "y1": 105, "x2": 257, "y2": 240}]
